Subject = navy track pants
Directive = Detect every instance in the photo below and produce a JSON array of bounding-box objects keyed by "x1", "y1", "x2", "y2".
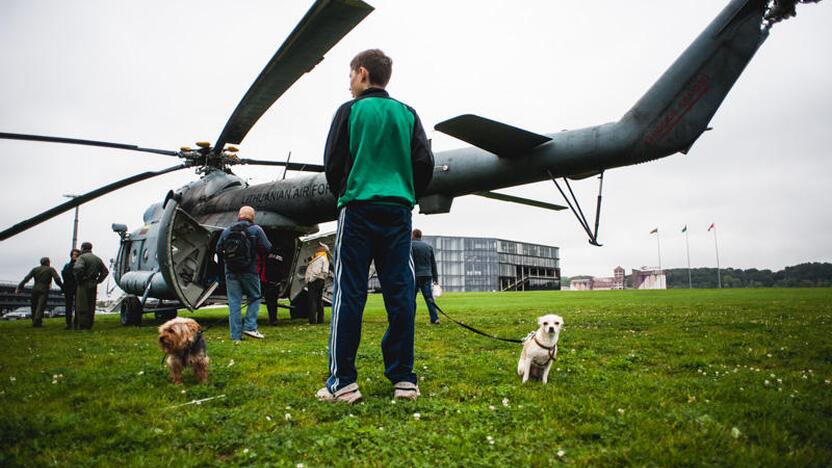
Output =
[{"x1": 326, "y1": 203, "x2": 417, "y2": 392}]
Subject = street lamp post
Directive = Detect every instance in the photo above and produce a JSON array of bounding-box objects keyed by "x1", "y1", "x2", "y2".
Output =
[{"x1": 63, "y1": 194, "x2": 79, "y2": 251}]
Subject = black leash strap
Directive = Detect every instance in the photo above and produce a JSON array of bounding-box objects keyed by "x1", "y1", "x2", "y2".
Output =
[{"x1": 432, "y1": 302, "x2": 525, "y2": 344}]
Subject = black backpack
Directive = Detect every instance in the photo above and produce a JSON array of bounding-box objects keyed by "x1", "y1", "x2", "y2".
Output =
[{"x1": 223, "y1": 223, "x2": 253, "y2": 272}]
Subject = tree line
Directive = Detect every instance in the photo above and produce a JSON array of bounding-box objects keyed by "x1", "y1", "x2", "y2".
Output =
[
  {"x1": 563, "y1": 262, "x2": 832, "y2": 289},
  {"x1": 663, "y1": 262, "x2": 832, "y2": 288}
]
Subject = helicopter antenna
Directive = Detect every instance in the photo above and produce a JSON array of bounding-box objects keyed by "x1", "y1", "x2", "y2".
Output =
[{"x1": 282, "y1": 151, "x2": 292, "y2": 180}]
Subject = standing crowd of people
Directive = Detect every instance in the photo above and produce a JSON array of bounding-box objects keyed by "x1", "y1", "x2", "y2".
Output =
[
  {"x1": 16, "y1": 242, "x2": 108, "y2": 329},
  {"x1": 14, "y1": 48, "x2": 441, "y2": 405}
]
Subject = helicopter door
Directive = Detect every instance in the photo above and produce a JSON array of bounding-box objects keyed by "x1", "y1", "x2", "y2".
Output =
[{"x1": 157, "y1": 200, "x2": 218, "y2": 311}]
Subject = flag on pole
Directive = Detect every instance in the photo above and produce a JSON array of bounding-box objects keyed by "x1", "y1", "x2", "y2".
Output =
[
  {"x1": 649, "y1": 227, "x2": 658, "y2": 234},
  {"x1": 682, "y1": 225, "x2": 687, "y2": 233},
  {"x1": 707, "y1": 223, "x2": 715, "y2": 232}
]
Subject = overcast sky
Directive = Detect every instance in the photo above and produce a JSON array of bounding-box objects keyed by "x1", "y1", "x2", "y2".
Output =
[{"x1": 1, "y1": 0, "x2": 830, "y2": 286}]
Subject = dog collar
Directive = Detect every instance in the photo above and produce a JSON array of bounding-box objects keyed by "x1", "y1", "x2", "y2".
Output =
[{"x1": 533, "y1": 336, "x2": 558, "y2": 364}]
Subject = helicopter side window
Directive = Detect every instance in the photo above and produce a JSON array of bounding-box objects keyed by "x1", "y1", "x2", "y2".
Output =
[
  {"x1": 131, "y1": 249, "x2": 138, "y2": 264},
  {"x1": 143, "y1": 249, "x2": 149, "y2": 262}
]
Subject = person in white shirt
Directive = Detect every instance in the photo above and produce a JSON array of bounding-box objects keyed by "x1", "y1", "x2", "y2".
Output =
[{"x1": 304, "y1": 243, "x2": 330, "y2": 324}]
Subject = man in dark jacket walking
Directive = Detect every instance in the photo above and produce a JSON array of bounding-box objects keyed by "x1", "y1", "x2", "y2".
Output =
[
  {"x1": 61, "y1": 249, "x2": 81, "y2": 329},
  {"x1": 411, "y1": 229, "x2": 440, "y2": 324},
  {"x1": 317, "y1": 49, "x2": 434, "y2": 404},
  {"x1": 72, "y1": 242, "x2": 108, "y2": 330},
  {"x1": 16, "y1": 257, "x2": 63, "y2": 327},
  {"x1": 216, "y1": 206, "x2": 273, "y2": 342}
]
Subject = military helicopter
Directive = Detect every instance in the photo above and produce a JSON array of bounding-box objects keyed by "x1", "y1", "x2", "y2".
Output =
[{"x1": 0, "y1": 0, "x2": 817, "y2": 324}]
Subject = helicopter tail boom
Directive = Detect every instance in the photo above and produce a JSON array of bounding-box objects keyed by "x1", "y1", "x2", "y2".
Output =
[{"x1": 620, "y1": 0, "x2": 769, "y2": 163}]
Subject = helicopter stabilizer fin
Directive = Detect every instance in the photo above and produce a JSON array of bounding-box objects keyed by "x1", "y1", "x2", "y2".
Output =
[{"x1": 435, "y1": 114, "x2": 551, "y2": 158}]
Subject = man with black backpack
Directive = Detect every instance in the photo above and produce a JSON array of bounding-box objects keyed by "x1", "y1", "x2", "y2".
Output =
[{"x1": 216, "y1": 206, "x2": 273, "y2": 343}]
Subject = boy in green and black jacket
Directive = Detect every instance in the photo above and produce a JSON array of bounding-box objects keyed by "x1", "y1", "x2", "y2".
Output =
[{"x1": 319, "y1": 49, "x2": 433, "y2": 404}]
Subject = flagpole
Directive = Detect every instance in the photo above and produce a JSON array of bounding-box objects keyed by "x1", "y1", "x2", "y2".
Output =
[
  {"x1": 656, "y1": 230, "x2": 662, "y2": 272},
  {"x1": 712, "y1": 225, "x2": 721, "y2": 288},
  {"x1": 685, "y1": 229, "x2": 692, "y2": 288}
]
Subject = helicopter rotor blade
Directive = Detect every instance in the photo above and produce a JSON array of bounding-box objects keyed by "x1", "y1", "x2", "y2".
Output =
[
  {"x1": 0, "y1": 163, "x2": 190, "y2": 241},
  {"x1": 238, "y1": 158, "x2": 324, "y2": 172},
  {"x1": 213, "y1": 0, "x2": 374, "y2": 151},
  {"x1": 0, "y1": 132, "x2": 179, "y2": 157}
]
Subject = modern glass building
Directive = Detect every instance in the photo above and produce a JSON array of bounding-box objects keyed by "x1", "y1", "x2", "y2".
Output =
[{"x1": 421, "y1": 235, "x2": 560, "y2": 292}]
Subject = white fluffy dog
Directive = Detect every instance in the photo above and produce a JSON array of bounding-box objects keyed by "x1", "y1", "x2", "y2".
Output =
[{"x1": 517, "y1": 314, "x2": 563, "y2": 384}]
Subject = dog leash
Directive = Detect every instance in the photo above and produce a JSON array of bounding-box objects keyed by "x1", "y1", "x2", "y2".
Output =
[{"x1": 431, "y1": 301, "x2": 525, "y2": 344}]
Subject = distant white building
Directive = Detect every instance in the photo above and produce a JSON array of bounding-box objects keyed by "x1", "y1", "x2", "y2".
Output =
[
  {"x1": 632, "y1": 268, "x2": 667, "y2": 290},
  {"x1": 570, "y1": 266, "x2": 666, "y2": 290},
  {"x1": 569, "y1": 266, "x2": 626, "y2": 291}
]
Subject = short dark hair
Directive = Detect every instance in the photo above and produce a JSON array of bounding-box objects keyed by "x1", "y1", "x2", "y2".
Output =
[
  {"x1": 412, "y1": 229, "x2": 422, "y2": 240},
  {"x1": 350, "y1": 49, "x2": 392, "y2": 87},
  {"x1": 81, "y1": 242, "x2": 93, "y2": 251},
  {"x1": 40, "y1": 257, "x2": 50, "y2": 266},
  {"x1": 70, "y1": 249, "x2": 81, "y2": 257}
]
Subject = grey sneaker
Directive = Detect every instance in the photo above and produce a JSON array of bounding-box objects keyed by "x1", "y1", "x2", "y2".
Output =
[
  {"x1": 393, "y1": 381, "x2": 421, "y2": 400},
  {"x1": 243, "y1": 329, "x2": 265, "y2": 339},
  {"x1": 316, "y1": 383, "x2": 363, "y2": 404}
]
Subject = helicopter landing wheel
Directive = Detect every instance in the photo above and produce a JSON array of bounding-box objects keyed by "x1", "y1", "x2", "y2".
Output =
[{"x1": 120, "y1": 296, "x2": 142, "y2": 326}]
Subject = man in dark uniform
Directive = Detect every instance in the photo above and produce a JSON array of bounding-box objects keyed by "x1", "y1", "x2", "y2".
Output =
[
  {"x1": 411, "y1": 229, "x2": 440, "y2": 324},
  {"x1": 257, "y1": 245, "x2": 283, "y2": 326},
  {"x1": 61, "y1": 249, "x2": 81, "y2": 329},
  {"x1": 16, "y1": 257, "x2": 63, "y2": 328},
  {"x1": 317, "y1": 49, "x2": 434, "y2": 403},
  {"x1": 73, "y1": 242, "x2": 109, "y2": 330}
]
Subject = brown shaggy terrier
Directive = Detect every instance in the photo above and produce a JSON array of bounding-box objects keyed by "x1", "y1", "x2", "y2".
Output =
[{"x1": 158, "y1": 317, "x2": 208, "y2": 384}]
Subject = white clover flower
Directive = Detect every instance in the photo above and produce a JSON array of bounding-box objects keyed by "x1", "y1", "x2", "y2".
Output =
[
  {"x1": 486, "y1": 435, "x2": 494, "y2": 445},
  {"x1": 488, "y1": 405, "x2": 496, "y2": 411},
  {"x1": 390, "y1": 400, "x2": 397, "y2": 405},
  {"x1": 137, "y1": 370, "x2": 144, "y2": 376},
  {"x1": 266, "y1": 416, "x2": 272, "y2": 421},
  {"x1": 731, "y1": 427, "x2": 742, "y2": 439},
  {"x1": 284, "y1": 413, "x2": 292, "y2": 421},
  {"x1": 617, "y1": 408, "x2": 625, "y2": 415},
  {"x1": 557, "y1": 449, "x2": 566, "y2": 458},
  {"x1": 297, "y1": 463, "x2": 304, "y2": 468},
  {"x1": 227, "y1": 359, "x2": 235, "y2": 367},
  {"x1": 764, "y1": 380, "x2": 770, "y2": 385},
  {"x1": 243, "y1": 448, "x2": 249, "y2": 454},
  {"x1": 502, "y1": 398, "x2": 510, "y2": 407},
  {"x1": 9, "y1": 377, "x2": 15, "y2": 382},
  {"x1": 413, "y1": 413, "x2": 421, "y2": 420}
]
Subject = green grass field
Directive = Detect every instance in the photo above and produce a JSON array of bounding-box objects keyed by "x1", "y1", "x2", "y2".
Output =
[{"x1": 1, "y1": 288, "x2": 831, "y2": 466}]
